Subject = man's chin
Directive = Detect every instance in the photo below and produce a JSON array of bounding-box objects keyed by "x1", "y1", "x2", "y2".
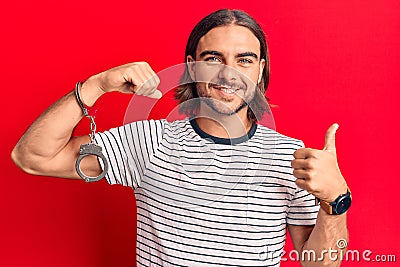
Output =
[{"x1": 202, "y1": 99, "x2": 248, "y2": 116}]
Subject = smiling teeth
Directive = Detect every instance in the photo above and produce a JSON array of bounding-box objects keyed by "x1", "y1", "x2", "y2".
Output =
[{"x1": 221, "y1": 88, "x2": 235, "y2": 93}]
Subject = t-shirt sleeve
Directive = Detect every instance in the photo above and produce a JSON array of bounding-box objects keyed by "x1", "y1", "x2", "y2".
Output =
[
  {"x1": 94, "y1": 119, "x2": 164, "y2": 188},
  {"x1": 286, "y1": 140, "x2": 320, "y2": 225},
  {"x1": 287, "y1": 187, "x2": 320, "y2": 225}
]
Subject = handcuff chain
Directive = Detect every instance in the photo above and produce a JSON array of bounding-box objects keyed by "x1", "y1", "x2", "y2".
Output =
[{"x1": 89, "y1": 115, "x2": 97, "y2": 143}]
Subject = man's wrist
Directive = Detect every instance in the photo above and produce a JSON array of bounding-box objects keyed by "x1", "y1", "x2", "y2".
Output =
[
  {"x1": 316, "y1": 187, "x2": 352, "y2": 215},
  {"x1": 80, "y1": 77, "x2": 105, "y2": 107},
  {"x1": 326, "y1": 181, "x2": 348, "y2": 203}
]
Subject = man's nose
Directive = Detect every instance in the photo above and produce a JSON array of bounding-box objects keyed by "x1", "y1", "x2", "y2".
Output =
[{"x1": 218, "y1": 63, "x2": 240, "y2": 81}]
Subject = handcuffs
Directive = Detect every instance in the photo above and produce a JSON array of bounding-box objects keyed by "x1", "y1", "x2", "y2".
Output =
[{"x1": 74, "y1": 82, "x2": 109, "y2": 182}]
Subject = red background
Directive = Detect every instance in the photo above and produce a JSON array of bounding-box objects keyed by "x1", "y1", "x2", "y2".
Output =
[{"x1": 1, "y1": 0, "x2": 399, "y2": 266}]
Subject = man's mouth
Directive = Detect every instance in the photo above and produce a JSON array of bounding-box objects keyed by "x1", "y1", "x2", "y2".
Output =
[{"x1": 211, "y1": 85, "x2": 242, "y2": 97}]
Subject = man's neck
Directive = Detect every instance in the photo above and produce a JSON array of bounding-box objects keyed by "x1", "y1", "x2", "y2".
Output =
[{"x1": 195, "y1": 107, "x2": 252, "y2": 139}]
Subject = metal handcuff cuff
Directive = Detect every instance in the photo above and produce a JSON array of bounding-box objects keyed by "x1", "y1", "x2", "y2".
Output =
[{"x1": 74, "y1": 82, "x2": 109, "y2": 182}]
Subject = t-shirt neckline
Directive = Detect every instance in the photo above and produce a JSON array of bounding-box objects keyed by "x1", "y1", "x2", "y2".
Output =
[{"x1": 189, "y1": 118, "x2": 257, "y2": 145}]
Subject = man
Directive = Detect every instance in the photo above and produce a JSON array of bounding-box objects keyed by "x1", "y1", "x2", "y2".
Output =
[{"x1": 12, "y1": 9, "x2": 350, "y2": 266}]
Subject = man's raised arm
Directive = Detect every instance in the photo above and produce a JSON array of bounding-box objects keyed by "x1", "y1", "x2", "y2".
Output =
[
  {"x1": 11, "y1": 62, "x2": 161, "y2": 179},
  {"x1": 289, "y1": 124, "x2": 350, "y2": 266}
]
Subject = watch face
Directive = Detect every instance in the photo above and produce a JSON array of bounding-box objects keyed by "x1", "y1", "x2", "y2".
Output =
[{"x1": 335, "y1": 196, "x2": 352, "y2": 215}]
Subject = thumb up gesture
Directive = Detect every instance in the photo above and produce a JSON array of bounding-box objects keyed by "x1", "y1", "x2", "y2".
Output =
[{"x1": 291, "y1": 124, "x2": 348, "y2": 202}]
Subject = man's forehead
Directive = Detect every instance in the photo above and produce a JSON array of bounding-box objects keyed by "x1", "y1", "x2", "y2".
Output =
[{"x1": 196, "y1": 25, "x2": 261, "y2": 57}]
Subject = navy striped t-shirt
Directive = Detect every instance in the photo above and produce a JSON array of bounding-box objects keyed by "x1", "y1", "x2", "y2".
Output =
[{"x1": 95, "y1": 118, "x2": 319, "y2": 266}]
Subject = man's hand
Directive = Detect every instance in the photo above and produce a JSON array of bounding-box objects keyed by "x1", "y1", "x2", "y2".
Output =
[
  {"x1": 82, "y1": 62, "x2": 162, "y2": 105},
  {"x1": 291, "y1": 124, "x2": 347, "y2": 202}
]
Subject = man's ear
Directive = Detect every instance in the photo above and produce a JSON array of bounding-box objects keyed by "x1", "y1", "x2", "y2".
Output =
[
  {"x1": 187, "y1": 55, "x2": 196, "y2": 81},
  {"x1": 258, "y1": 59, "x2": 266, "y2": 84}
]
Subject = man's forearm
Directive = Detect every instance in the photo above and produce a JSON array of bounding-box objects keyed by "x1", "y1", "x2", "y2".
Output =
[
  {"x1": 11, "y1": 79, "x2": 104, "y2": 174},
  {"x1": 301, "y1": 209, "x2": 348, "y2": 267}
]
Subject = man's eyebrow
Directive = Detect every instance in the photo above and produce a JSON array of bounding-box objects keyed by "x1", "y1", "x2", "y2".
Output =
[
  {"x1": 198, "y1": 50, "x2": 259, "y2": 60},
  {"x1": 236, "y1": 52, "x2": 258, "y2": 60},
  {"x1": 199, "y1": 50, "x2": 223, "y2": 58}
]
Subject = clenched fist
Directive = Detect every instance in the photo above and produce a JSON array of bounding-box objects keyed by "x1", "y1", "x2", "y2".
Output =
[
  {"x1": 291, "y1": 124, "x2": 348, "y2": 202},
  {"x1": 82, "y1": 62, "x2": 162, "y2": 105}
]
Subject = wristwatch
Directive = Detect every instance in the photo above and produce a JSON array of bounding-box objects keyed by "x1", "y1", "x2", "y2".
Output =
[{"x1": 316, "y1": 188, "x2": 352, "y2": 215}]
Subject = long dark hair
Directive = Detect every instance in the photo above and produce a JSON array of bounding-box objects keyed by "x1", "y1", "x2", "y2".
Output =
[{"x1": 175, "y1": 9, "x2": 270, "y2": 122}]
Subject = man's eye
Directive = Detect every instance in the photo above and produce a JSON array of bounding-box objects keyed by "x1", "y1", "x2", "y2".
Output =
[
  {"x1": 239, "y1": 58, "x2": 253, "y2": 64},
  {"x1": 205, "y1": 57, "x2": 221, "y2": 63}
]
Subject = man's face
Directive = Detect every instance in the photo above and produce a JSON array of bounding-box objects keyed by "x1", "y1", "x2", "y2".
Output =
[{"x1": 188, "y1": 25, "x2": 265, "y2": 116}]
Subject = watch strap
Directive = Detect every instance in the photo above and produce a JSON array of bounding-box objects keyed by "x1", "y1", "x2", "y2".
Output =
[{"x1": 319, "y1": 198, "x2": 334, "y2": 214}]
